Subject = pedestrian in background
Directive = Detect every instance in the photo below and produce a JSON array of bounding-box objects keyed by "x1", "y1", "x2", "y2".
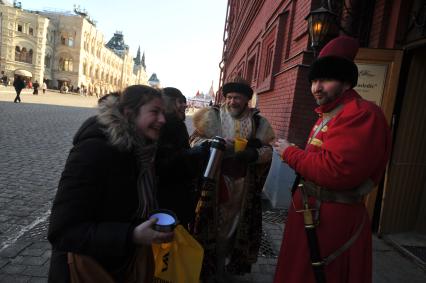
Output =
[
  {"x1": 273, "y1": 36, "x2": 391, "y2": 283},
  {"x1": 33, "y1": 80, "x2": 40, "y2": 95},
  {"x1": 48, "y1": 85, "x2": 173, "y2": 282},
  {"x1": 13, "y1": 75, "x2": 25, "y2": 103},
  {"x1": 42, "y1": 81, "x2": 47, "y2": 94},
  {"x1": 156, "y1": 87, "x2": 208, "y2": 229},
  {"x1": 1, "y1": 71, "x2": 8, "y2": 87}
]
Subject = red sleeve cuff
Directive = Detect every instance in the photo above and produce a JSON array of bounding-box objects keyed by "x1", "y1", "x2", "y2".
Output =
[{"x1": 281, "y1": 145, "x2": 297, "y2": 161}]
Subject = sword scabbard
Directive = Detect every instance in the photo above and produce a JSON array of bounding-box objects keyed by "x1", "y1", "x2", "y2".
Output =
[{"x1": 299, "y1": 182, "x2": 326, "y2": 283}]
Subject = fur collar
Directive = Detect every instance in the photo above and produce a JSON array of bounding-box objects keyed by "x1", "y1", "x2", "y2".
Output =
[
  {"x1": 192, "y1": 106, "x2": 275, "y2": 144},
  {"x1": 97, "y1": 94, "x2": 140, "y2": 151},
  {"x1": 192, "y1": 106, "x2": 222, "y2": 138}
]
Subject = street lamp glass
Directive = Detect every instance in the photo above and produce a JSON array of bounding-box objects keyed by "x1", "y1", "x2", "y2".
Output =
[{"x1": 305, "y1": 6, "x2": 337, "y2": 50}]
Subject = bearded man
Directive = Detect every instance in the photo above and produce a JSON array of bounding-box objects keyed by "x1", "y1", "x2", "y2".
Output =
[
  {"x1": 190, "y1": 76, "x2": 275, "y2": 281},
  {"x1": 273, "y1": 36, "x2": 391, "y2": 283}
]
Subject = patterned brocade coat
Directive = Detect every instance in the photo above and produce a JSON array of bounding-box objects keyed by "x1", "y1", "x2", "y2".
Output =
[
  {"x1": 274, "y1": 89, "x2": 391, "y2": 283},
  {"x1": 190, "y1": 105, "x2": 275, "y2": 276}
]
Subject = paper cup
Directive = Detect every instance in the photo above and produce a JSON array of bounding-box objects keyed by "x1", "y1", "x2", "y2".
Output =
[
  {"x1": 148, "y1": 209, "x2": 177, "y2": 232},
  {"x1": 234, "y1": 137, "x2": 248, "y2": 152}
]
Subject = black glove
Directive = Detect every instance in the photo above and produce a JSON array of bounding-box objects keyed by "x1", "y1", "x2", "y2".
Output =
[
  {"x1": 187, "y1": 144, "x2": 209, "y2": 158},
  {"x1": 247, "y1": 138, "x2": 262, "y2": 148},
  {"x1": 235, "y1": 147, "x2": 258, "y2": 163},
  {"x1": 200, "y1": 139, "x2": 211, "y2": 149},
  {"x1": 186, "y1": 145, "x2": 210, "y2": 176}
]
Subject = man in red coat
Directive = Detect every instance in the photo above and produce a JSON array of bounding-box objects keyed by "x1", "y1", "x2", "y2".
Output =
[{"x1": 273, "y1": 36, "x2": 391, "y2": 283}]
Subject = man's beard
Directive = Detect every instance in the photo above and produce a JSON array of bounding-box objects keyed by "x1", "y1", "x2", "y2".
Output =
[
  {"x1": 315, "y1": 93, "x2": 334, "y2": 105},
  {"x1": 315, "y1": 87, "x2": 344, "y2": 105},
  {"x1": 227, "y1": 104, "x2": 247, "y2": 118}
]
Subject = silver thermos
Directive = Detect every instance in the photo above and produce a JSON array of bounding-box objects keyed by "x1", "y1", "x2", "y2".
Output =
[{"x1": 203, "y1": 136, "x2": 226, "y2": 180}]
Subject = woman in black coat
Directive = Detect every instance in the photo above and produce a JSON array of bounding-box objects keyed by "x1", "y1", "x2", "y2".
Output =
[
  {"x1": 156, "y1": 87, "x2": 207, "y2": 228},
  {"x1": 47, "y1": 85, "x2": 173, "y2": 282}
]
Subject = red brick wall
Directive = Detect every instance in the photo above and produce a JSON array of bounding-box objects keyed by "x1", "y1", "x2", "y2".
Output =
[
  {"x1": 223, "y1": 0, "x2": 317, "y2": 144},
  {"x1": 289, "y1": 66, "x2": 317, "y2": 147}
]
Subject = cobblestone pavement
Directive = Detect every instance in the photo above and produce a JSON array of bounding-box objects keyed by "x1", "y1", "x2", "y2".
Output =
[
  {"x1": 0, "y1": 89, "x2": 97, "y2": 282},
  {"x1": 0, "y1": 88, "x2": 425, "y2": 282}
]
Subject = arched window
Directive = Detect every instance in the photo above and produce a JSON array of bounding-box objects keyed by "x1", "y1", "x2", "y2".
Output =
[
  {"x1": 14, "y1": 47, "x2": 33, "y2": 64},
  {"x1": 68, "y1": 36, "x2": 74, "y2": 47},
  {"x1": 61, "y1": 33, "x2": 74, "y2": 47},
  {"x1": 44, "y1": 54, "x2": 51, "y2": 68},
  {"x1": 27, "y1": 49, "x2": 33, "y2": 64},
  {"x1": 15, "y1": 46, "x2": 21, "y2": 61},
  {"x1": 59, "y1": 57, "x2": 73, "y2": 72},
  {"x1": 21, "y1": 48, "x2": 27, "y2": 63},
  {"x1": 91, "y1": 39, "x2": 96, "y2": 55}
]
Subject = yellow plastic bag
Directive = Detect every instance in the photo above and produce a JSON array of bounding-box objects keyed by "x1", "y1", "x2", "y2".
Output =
[{"x1": 152, "y1": 225, "x2": 204, "y2": 283}]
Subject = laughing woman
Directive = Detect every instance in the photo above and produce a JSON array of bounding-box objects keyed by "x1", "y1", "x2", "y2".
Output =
[{"x1": 47, "y1": 85, "x2": 173, "y2": 282}]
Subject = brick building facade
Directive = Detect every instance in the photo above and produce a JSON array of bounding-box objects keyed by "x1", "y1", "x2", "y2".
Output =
[{"x1": 218, "y1": 0, "x2": 317, "y2": 147}]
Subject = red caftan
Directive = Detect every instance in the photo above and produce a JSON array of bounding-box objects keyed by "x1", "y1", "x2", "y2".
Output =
[{"x1": 274, "y1": 90, "x2": 391, "y2": 283}]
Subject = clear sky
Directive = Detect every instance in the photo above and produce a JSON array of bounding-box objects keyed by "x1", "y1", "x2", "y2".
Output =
[{"x1": 19, "y1": 0, "x2": 228, "y2": 97}]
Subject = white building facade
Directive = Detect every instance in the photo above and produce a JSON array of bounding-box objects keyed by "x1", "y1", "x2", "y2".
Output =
[{"x1": 0, "y1": 2, "x2": 148, "y2": 95}]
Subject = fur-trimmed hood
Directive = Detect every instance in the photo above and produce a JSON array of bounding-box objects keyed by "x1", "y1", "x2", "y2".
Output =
[
  {"x1": 97, "y1": 94, "x2": 144, "y2": 151},
  {"x1": 73, "y1": 95, "x2": 142, "y2": 151}
]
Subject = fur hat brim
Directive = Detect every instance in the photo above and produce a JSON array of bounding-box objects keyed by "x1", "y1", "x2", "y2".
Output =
[
  {"x1": 308, "y1": 56, "x2": 358, "y2": 88},
  {"x1": 222, "y1": 82, "x2": 253, "y2": 99}
]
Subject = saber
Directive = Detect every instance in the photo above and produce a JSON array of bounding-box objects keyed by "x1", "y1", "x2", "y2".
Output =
[{"x1": 299, "y1": 183, "x2": 326, "y2": 283}]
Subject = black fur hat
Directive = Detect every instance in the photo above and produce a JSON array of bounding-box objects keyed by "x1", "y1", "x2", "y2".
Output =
[
  {"x1": 222, "y1": 82, "x2": 253, "y2": 99},
  {"x1": 308, "y1": 36, "x2": 360, "y2": 88}
]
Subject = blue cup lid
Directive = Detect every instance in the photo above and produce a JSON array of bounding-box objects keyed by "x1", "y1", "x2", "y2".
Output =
[{"x1": 148, "y1": 209, "x2": 177, "y2": 226}]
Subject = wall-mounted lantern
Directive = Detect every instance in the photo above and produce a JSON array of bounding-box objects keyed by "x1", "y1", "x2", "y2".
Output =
[{"x1": 305, "y1": 6, "x2": 338, "y2": 55}]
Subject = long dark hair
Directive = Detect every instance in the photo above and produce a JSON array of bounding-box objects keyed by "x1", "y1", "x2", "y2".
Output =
[{"x1": 118, "y1": 85, "x2": 162, "y2": 121}]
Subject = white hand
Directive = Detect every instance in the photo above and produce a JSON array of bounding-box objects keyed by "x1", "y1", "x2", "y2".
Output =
[
  {"x1": 273, "y1": 138, "x2": 292, "y2": 157},
  {"x1": 132, "y1": 218, "x2": 174, "y2": 245}
]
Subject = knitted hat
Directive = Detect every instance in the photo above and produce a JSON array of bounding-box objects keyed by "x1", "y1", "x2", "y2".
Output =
[
  {"x1": 222, "y1": 76, "x2": 253, "y2": 99},
  {"x1": 308, "y1": 36, "x2": 360, "y2": 87}
]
